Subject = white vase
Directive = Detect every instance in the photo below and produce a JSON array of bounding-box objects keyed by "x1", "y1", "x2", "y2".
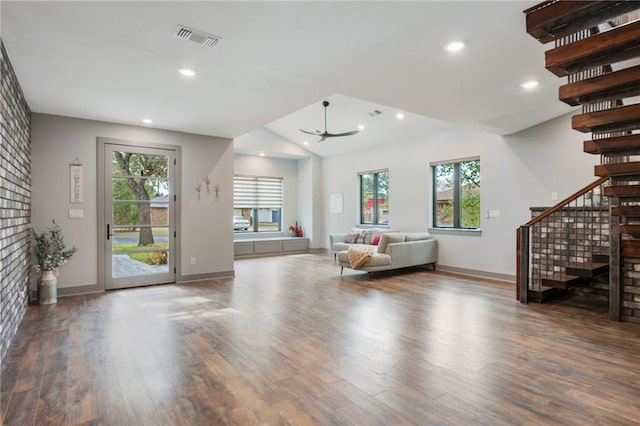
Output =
[{"x1": 39, "y1": 270, "x2": 57, "y2": 305}]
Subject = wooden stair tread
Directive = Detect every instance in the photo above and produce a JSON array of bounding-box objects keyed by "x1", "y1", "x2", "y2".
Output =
[
  {"x1": 524, "y1": 1, "x2": 640, "y2": 44},
  {"x1": 595, "y1": 161, "x2": 640, "y2": 177},
  {"x1": 527, "y1": 286, "x2": 567, "y2": 303},
  {"x1": 604, "y1": 185, "x2": 640, "y2": 198},
  {"x1": 573, "y1": 104, "x2": 640, "y2": 133},
  {"x1": 560, "y1": 65, "x2": 640, "y2": 106},
  {"x1": 542, "y1": 273, "x2": 583, "y2": 289},
  {"x1": 623, "y1": 240, "x2": 640, "y2": 257},
  {"x1": 592, "y1": 252, "x2": 609, "y2": 263},
  {"x1": 584, "y1": 134, "x2": 640, "y2": 155},
  {"x1": 565, "y1": 262, "x2": 609, "y2": 278},
  {"x1": 611, "y1": 206, "x2": 640, "y2": 216},
  {"x1": 546, "y1": 20, "x2": 640, "y2": 77},
  {"x1": 620, "y1": 224, "x2": 640, "y2": 234}
]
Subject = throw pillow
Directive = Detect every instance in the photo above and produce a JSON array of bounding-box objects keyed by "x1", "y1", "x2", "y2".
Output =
[
  {"x1": 344, "y1": 232, "x2": 359, "y2": 244},
  {"x1": 362, "y1": 230, "x2": 373, "y2": 245},
  {"x1": 356, "y1": 230, "x2": 367, "y2": 244},
  {"x1": 372, "y1": 235, "x2": 381, "y2": 246}
]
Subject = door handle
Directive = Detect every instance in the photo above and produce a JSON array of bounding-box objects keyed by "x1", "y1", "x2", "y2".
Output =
[{"x1": 107, "y1": 224, "x2": 113, "y2": 240}]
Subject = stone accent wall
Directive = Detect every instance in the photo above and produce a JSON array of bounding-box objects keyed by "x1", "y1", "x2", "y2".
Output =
[
  {"x1": 529, "y1": 206, "x2": 610, "y2": 300},
  {"x1": 622, "y1": 258, "x2": 640, "y2": 323},
  {"x1": 0, "y1": 41, "x2": 32, "y2": 361},
  {"x1": 530, "y1": 204, "x2": 640, "y2": 322}
]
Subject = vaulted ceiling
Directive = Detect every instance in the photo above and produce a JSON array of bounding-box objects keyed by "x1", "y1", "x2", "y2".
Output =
[{"x1": 1, "y1": 1, "x2": 572, "y2": 157}]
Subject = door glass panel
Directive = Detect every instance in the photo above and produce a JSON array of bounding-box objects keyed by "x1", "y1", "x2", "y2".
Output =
[{"x1": 108, "y1": 149, "x2": 173, "y2": 285}]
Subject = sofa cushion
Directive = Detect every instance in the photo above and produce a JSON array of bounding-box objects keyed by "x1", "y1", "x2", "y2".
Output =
[
  {"x1": 338, "y1": 251, "x2": 391, "y2": 267},
  {"x1": 333, "y1": 242, "x2": 373, "y2": 252},
  {"x1": 405, "y1": 232, "x2": 431, "y2": 242},
  {"x1": 377, "y1": 232, "x2": 406, "y2": 253}
]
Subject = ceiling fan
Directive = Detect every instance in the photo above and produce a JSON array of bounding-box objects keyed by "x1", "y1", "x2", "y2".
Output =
[{"x1": 299, "y1": 100, "x2": 359, "y2": 142}]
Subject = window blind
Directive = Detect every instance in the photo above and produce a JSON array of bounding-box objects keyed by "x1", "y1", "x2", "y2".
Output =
[{"x1": 233, "y1": 176, "x2": 283, "y2": 208}]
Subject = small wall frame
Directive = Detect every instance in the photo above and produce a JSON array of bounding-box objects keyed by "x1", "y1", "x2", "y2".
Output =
[{"x1": 70, "y1": 159, "x2": 83, "y2": 203}]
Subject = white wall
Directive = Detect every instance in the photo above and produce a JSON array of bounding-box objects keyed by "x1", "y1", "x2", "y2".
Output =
[
  {"x1": 31, "y1": 113, "x2": 234, "y2": 291},
  {"x1": 297, "y1": 155, "x2": 323, "y2": 248},
  {"x1": 322, "y1": 113, "x2": 599, "y2": 278}
]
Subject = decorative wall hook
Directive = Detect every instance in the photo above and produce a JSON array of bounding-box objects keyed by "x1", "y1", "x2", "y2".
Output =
[
  {"x1": 195, "y1": 183, "x2": 202, "y2": 200},
  {"x1": 204, "y1": 176, "x2": 211, "y2": 194}
]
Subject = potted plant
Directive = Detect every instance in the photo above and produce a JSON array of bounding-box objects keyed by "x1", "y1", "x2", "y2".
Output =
[{"x1": 32, "y1": 220, "x2": 78, "y2": 304}]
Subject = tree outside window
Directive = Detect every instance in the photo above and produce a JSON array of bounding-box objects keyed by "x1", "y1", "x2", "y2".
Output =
[
  {"x1": 360, "y1": 170, "x2": 389, "y2": 225},
  {"x1": 433, "y1": 159, "x2": 480, "y2": 229},
  {"x1": 112, "y1": 152, "x2": 169, "y2": 245}
]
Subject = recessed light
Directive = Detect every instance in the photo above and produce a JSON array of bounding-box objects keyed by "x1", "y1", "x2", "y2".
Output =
[
  {"x1": 142, "y1": 118, "x2": 153, "y2": 124},
  {"x1": 259, "y1": 152, "x2": 265, "y2": 157},
  {"x1": 445, "y1": 41, "x2": 465, "y2": 53},
  {"x1": 396, "y1": 112, "x2": 405, "y2": 120},
  {"x1": 521, "y1": 80, "x2": 539, "y2": 90},
  {"x1": 303, "y1": 141, "x2": 309, "y2": 146},
  {"x1": 178, "y1": 68, "x2": 196, "y2": 77},
  {"x1": 358, "y1": 124, "x2": 365, "y2": 131}
]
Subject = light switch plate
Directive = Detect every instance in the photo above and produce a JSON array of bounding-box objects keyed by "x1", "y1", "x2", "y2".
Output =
[{"x1": 68, "y1": 209, "x2": 84, "y2": 219}]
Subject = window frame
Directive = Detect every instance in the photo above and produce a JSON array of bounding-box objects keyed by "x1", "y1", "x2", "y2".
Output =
[
  {"x1": 359, "y1": 169, "x2": 389, "y2": 226},
  {"x1": 431, "y1": 157, "x2": 480, "y2": 230},
  {"x1": 233, "y1": 174, "x2": 283, "y2": 234}
]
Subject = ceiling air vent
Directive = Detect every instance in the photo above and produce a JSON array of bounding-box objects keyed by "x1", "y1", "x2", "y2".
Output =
[{"x1": 173, "y1": 25, "x2": 222, "y2": 47}]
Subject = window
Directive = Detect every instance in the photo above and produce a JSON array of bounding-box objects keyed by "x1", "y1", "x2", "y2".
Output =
[
  {"x1": 233, "y1": 175, "x2": 282, "y2": 233},
  {"x1": 432, "y1": 158, "x2": 480, "y2": 229},
  {"x1": 360, "y1": 169, "x2": 389, "y2": 225}
]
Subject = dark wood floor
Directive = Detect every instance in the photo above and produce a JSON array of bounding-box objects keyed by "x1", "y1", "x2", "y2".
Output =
[{"x1": 2, "y1": 253, "x2": 640, "y2": 425}]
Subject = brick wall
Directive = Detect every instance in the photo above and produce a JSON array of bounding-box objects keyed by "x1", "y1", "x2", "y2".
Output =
[
  {"x1": 529, "y1": 206, "x2": 610, "y2": 300},
  {"x1": 622, "y1": 257, "x2": 640, "y2": 323},
  {"x1": 530, "y1": 205, "x2": 640, "y2": 323},
  {"x1": 0, "y1": 40, "x2": 32, "y2": 361}
]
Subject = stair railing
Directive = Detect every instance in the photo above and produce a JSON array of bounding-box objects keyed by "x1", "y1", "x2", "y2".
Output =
[{"x1": 517, "y1": 177, "x2": 610, "y2": 302}]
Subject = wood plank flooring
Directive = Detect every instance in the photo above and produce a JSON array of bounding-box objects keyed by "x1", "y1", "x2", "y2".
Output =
[{"x1": 2, "y1": 252, "x2": 640, "y2": 425}]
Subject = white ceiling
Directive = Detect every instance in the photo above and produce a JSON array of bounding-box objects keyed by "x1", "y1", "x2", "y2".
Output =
[{"x1": 1, "y1": 1, "x2": 573, "y2": 158}]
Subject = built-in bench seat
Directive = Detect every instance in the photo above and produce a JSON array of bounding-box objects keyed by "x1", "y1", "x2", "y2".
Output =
[{"x1": 234, "y1": 237, "x2": 309, "y2": 257}]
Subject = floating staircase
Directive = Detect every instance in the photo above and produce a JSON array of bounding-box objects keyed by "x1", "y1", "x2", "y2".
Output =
[{"x1": 520, "y1": 1, "x2": 640, "y2": 322}]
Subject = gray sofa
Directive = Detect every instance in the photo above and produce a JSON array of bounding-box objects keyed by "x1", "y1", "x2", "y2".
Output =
[{"x1": 336, "y1": 231, "x2": 437, "y2": 280}]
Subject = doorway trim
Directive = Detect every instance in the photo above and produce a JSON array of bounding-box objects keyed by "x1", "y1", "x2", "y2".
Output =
[{"x1": 97, "y1": 137, "x2": 182, "y2": 291}]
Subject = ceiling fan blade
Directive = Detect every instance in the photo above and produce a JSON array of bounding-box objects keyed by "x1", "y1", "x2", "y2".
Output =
[
  {"x1": 299, "y1": 129, "x2": 321, "y2": 135},
  {"x1": 326, "y1": 130, "x2": 360, "y2": 138}
]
